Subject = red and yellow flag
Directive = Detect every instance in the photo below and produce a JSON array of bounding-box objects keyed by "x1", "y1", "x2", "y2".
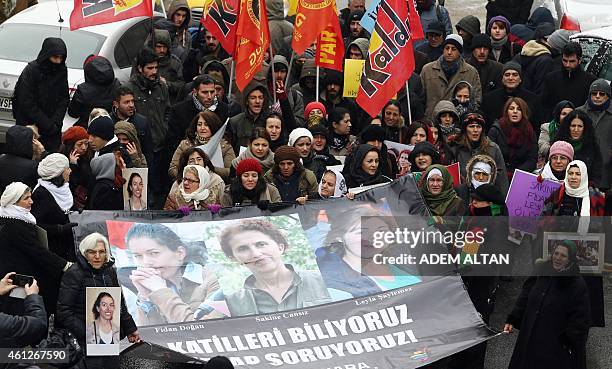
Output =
[
  {"x1": 200, "y1": 0, "x2": 239, "y2": 56},
  {"x1": 315, "y1": 18, "x2": 344, "y2": 71},
  {"x1": 356, "y1": 0, "x2": 423, "y2": 117},
  {"x1": 234, "y1": 0, "x2": 270, "y2": 91},
  {"x1": 291, "y1": 0, "x2": 337, "y2": 55},
  {"x1": 70, "y1": 0, "x2": 152, "y2": 30}
]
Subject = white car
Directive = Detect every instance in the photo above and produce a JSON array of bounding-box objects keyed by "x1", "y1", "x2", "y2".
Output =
[
  {"x1": 0, "y1": 0, "x2": 162, "y2": 142},
  {"x1": 570, "y1": 25, "x2": 612, "y2": 81},
  {"x1": 532, "y1": 0, "x2": 612, "y2": 32}
]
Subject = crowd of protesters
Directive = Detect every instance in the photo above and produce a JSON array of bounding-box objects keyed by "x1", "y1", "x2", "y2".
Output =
[{"x1": 0, "y1": 0, "x2": 611, "y2": 368}]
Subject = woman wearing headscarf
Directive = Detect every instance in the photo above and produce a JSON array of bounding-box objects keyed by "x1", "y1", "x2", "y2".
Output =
[
  {"x1": 488, "y1": 97, "x2": 537, "y2": 180},
  {"x1": 452, "y1": 81, "x2": 479, "y2": 119},
  {"x1": 408, "y1": 141, "x2": 441, "y2": 173},
  {"x1": 449, "y1": 110, "x2": 509, "y2": 194},
  {"x1": 419, "y1": 165, "x2": 466, "y2": 216},
  {"x1": 87, "y1": 153, "x2": 123, "y2": 211},
  {"x1": 542, "y1": 160, "x2": 606, "y2": 328},
  {"x1": 31, "y1": 153, "x2": 77, "y2": 261},
  {"x1": 342, "y1": 144, "x2": 392, "y2": 189},
  {"x1": 455, "y1": 154, "x2": 499, "y2": 209},
  {"x1": 115, "y1": 121, "x2": 147, "y2": 168},
  {"x1": 538, "y1": 100, "x2": 575, "y2": 164},
  {"x1": 264, "y1": 146, "x2": 318, "y2": 204},
  {"x1": 221, "y1": 158, "x2": 281, "y2": 207},
  {"x1": 553, "y1": 110, "x2": 602, "y2": 187},
  {"x1": 164, "y1": 165, "x2": 221, "y2": 211},
  {"x1": 57, "y1": 233, "x2": 140, "y2": 369},
  {"x1": 0, "y1": 182, "x2": 71, "y2": 314},
  {"x1": 289, "y1": 128, "x2": 327, "y2": 181},
  {"x1": 504, "y1": 241, "x2": 590, "y2": 369}
]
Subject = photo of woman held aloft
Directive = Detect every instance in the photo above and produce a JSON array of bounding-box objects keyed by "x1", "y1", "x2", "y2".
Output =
[
  {"x1": 86, "y1": 291, "x2": 120, "y2": 345},
  {"x1": 123, "y1": 169, "x2": 147, "y2": 211}
]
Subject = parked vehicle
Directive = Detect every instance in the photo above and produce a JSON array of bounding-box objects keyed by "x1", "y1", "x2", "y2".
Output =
[
  {"x1": 532, "y1": 0, "x2": 612, "y2": 31},
  {"x1": 571, "y1": 25, "x2": 612, "y2": 81},
  {"x1": 0, "y1": 0, "x2": 162, "y2": 142}
]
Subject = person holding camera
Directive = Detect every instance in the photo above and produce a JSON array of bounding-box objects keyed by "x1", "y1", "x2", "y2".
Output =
[{"x1": 0, "y1": 272, "x2": 48, "y2": 348}]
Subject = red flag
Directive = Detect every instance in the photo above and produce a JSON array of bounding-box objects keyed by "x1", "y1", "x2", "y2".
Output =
[
  {"x1": 200, "y1": 0, "x2": 239, "y2": 56},
  {"x1": 356, "y1": 0, "x2": 421, "y2": 118},
  {"x1": 315, "y1": 18, "x2": 344, "y2": 71},
  {"x1": 70, "y1": 0, "x2": 152, "y2": 31},
  {"x1": 234, "y1": 0, "x2": 270, "y2": 91},
  {"x1": 292, "y1": 0, "x2": 337, "y2": 55}
]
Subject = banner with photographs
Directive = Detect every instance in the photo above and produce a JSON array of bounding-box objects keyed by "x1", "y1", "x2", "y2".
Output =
[{"x1": 69, "y1": 176, "x2": 501, "y2": 366}]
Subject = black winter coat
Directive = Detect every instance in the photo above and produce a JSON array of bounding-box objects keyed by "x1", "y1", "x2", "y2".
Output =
[
  {"x1": 507, "y1": 262, "x2": 590, "y2": 369},
  {"x1": 0, "y1": 217, "x2": 67, "y2": 314},
  {"x1": 488, "y1": 121, "x2": 538, "y2": 175},
  {"x1": 517, "y1": 52, "x2": 553, "y2": 96},
  {"x1": 68, "y1": 57, "x2": 121, "y2": 127},
  {"x1": 541, "y1": 68, "x2": 596, "y2": 122},
  {"x1": 0, "y1": 294, "x2": 47, "y2": 348},
  {"x1": 30, "y1": 185, "x2": 75, "y2": 261},
  {"x1": 481, "y1": 87, "x2": 543, "y2": 132},
  {"x1": 485, "y1": 0, "x2": 533, "y2": 26},
  {"x1": 56, "y1": 255, "x2": 137, "y2": 347},
  {"x1": 0, "y1": 126, "x2": 38, "y2": 193},
  {"x1": 467, "y1": 57, "x2": 503, "y2": 95},
  {"x1": 87, "y1": 178, "x2": 123, "y2": 210},
  {"x1": 12, "y1": 38, "x2": 69, "y2": 151}
]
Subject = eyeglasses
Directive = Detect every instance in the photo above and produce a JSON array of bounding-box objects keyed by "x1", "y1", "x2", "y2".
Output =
[
  {"x1": 183, "y1": 177, "x2": 200, "y2": 184},
  {"x1": 591, "y1": 91, "x2": 607, "y2": 97},
  {"x1": 86, "y1": 250, "x2": 106, "y2": 257}
]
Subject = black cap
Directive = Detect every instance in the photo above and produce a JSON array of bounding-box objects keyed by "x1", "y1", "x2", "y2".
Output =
[
  {"x1": 471, "y1": 33, "x2": 492, "y2": 50},
  {"x1": 426, "y1": 20, "x2": 445, "y2": 36},
  {"x1": 349, "y1": 10, "x2": 365, "y2": 22}
]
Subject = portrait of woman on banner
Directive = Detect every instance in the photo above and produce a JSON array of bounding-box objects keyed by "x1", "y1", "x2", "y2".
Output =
[{"x1": 218, "y1": 219, "x2": 331, "y2": 317}]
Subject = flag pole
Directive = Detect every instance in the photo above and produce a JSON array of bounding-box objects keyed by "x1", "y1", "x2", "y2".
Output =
[
  {"x1": 270, "y1": 44, "x2": 277, "y2": 104},
  {"x1": 316, "y1": 65, "x2": 320, "y2": 102},
  {"x1": 228, "y1": 59, "x2": 234, "y2": 103},
  {"x1": 405, "y1": 80, "x2": 413, "y2": 126},
  {"x1": 285, "y1": 51, "x2": 294, "y2": 87}
]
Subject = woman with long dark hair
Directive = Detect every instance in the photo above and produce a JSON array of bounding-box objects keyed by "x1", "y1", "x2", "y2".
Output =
[
  {"x1": 126, "y1": 172, "x2": 146, "y2": 211},
  {"x1": 380, "y1": 100, "x2": 406, "y2": 143},
  {"x1": 231, "y1": 127, "x2": 275, "y2": 175},
  {"x1": 488, "y1": 97, "x2": 537, "y2": 180},
  {"x1": 553, "y1": 110, "x2": 602, "y2": 187},
  {"x1": 221, "y1": 158, "x2": 281, "y2": 207}
]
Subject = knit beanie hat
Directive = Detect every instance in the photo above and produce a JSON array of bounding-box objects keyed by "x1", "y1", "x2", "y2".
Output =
[
  {"x1": 533, "y1": 22, "x2": 555, "y2": 41},
  {"x1": 87, "y1": 115, "x2": 115, "y2": 141},
  {"x1": 360, "y1": 124, "x2": 386, "y2": 143},
  {"x1": 472, "y1": 183, "x2": 505, "y2": 205},
  {"x1": 589, "y1": 78, "x2": 611, "y2": 97},
  {"x1": 274, "y1": 145, "x2": 300, "y2": 165},
  {"x1": 236, "y1": 158, "x2": 263, "y2": 176},
  {"x1": 1, "y1": 182, "x2": 29, "y2": 207},
  {"x1": 309, "y1": 124, "x2": 328, "y2": 139},
  {"x1": 487, "y1": 15, "x2": 511, "y2": 34},
  {"x1": 62, "y1": 126, "x2": 89, "y2": 144},
  {"x1": 324, "y1": 69, "x2": 343, "y2": 87},
  {"x1": 38, "y1": 153, "x2": 69, "y2": 180},
  {"x1": 502, "y1": 61, "x2": 523, "y2": 79},
  {"x1": 349, "y1": 10, "x2": 364, "y2": 22},
  {"x1": 549, "y1": 140, "x2": 574, "y2": 160},
  {"x1": 443, "y1": 34, "x2": 464, "y2": 53},
  {"x1": 288, "y1": 128, "x2": 314, "y2": 147},
  {"x1": 456, "y1": 15, "x2": 481, "y2": 37},
  {"x1": 547, "y1": 29, "x2": 575, "y2": 52},
  {"x1": 471, "y1": 33, "x2": 492, "y2": 50},
  {"x1": 460, "y1": 110, "x2": 486, "y2": 132},
  {"x1": 304, "y1": 101, "x2": 327, "y2": 119}
]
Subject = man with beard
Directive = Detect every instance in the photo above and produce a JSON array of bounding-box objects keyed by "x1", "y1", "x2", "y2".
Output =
[
  {"x1": 110, "y1": 86, "x2": 155, "y2": 168},
  {"x1": 319, "y1": 70, "x2": 363, "y2": 134},
  {"x1": 414, "y1": 0, "x2": 452, "y2": 48},
  {"x1": 292, "y1": 59, "x2": 317, "y2": 106},
  {"x1": 197, "y1": 30, "x2": 230, "y2": 62},
  {"x1": 342, "y1": 10, "x2": 370, "y2": 49},
  {"x1": 229, "y1": 82, "x2": 270, "y2": 153},
  {"x1": 421, "y1": 34, "x2": 481, "y2": 118},
  {"x1": 12, "y1": 38, "x2": 69, "y2": 152},
  {"x1": 124, "y1": 48, "x2": 171, "y2": 207},
  {"x1": 481, "y1": 61, "x2": 542, "y2": 132},
  {"x1": 542, "y1": 42, "x2": 596, "y2": 122},
  {"x1": 466, "y1": 34, "x2": 503, "y2": 95},
  {"x1": 338, "y1": 0, "x2": 365, "y2": 38},
  {"x1": 147, "y1": 29, "x2": 184, "y2": 104}
]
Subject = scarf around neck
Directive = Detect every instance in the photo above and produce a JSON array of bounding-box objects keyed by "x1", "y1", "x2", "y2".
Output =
[
  {"x1": 587, "y1": 96, "x2": 611, "y2": 112},
  {"x1": 540, "y1": 162, "x2": 564, "y2": 182},
  {"x1": 329, "y1": 131, "x2": 349, "y2": 151},
  {"x1": 35, "y1": 179, "x2": 74, "y2": 212},
  {"x1": 179, "y1": 165, "x2": 211, "y2": 210},
  {"x1": 0, "y1": 205, "x2": 36, "y2": 224},
  {"x1": 439, "y1": 56, "x2": 460, "y2": 79},
  {"x1": 490, "y1": 35, "x2": 508, "y2": 50},
  {"x1": 564, "y1": 160, "x2": 590, "y2": 216},
  {"x1": 420, "y1": 164, "x2": 459, "y2": 216}
]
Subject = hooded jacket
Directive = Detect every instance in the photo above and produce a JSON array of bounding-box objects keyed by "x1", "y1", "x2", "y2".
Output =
[
  {"x1": 167, "y1": 0, "x2": 192, "y2": 52},
  {"x1": 267, "y1": 0, "x2": 293, "y2": 55},
  {"x1": 292, "y1": 59, "x2": 317, "y2": 106},
  {"x1": 12, "y1": 37, "x2": 69, "y2": 150},
  {"x1": 87, "y1": 154, "x2": 123, "y2": 210},
  {"x1": 0, "y1": 126, "x2": 38, "y2": 192},
  {"x1": 267, "y1": 55, "x2": 305, "y2": 127},
  {"x1": 455, "y1": 154, "x2": 499, "y2": 207},
  {"x1": 345, "y1": 38, "x2": 369, "y2": 59},
  {"x1": 228, "y1": 82, "x2": 271, "y2": 153},
  {"x1": 143, "y1": 29, "x2": 184, "y2": 103},
  {"x1": 114, "y1": 121, "x2": 147, "y2": 167},
  {"x1": 68, "y1": 56, "x2": 121, "y2": 127},
  {"x1": 517, "y1": 40, "x2": 553, "y2": 95}
]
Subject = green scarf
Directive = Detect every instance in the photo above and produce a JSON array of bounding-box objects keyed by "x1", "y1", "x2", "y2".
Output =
[
  {"x1": 568, "y1": 137, "x2": 583, "y2": 153},
  {"x1": 420, "y1": 164, "x2": 459, "y2": 216},
  {"x1": 547, "y1": 119, "x2": 558, "y2": 144}
]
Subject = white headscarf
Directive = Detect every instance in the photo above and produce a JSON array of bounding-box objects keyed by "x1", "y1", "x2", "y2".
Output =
[
  {"x1": 471, "y1": 161, "x2": 492, "y2": 189},
  {"x1": 564, "y1": 160, "x2": 590, "y2": 216},
  {"x1": 540, "y1": 162, "x2": 563, "y2": 182},
  {"x1": 318, "y1": 169, "x2": 348, "y2": 198},
  {"x1": 180, "y1": 165, "x2": 211, "y2": 209},
  {"x1": 0, "y1": 182, "x2": 36, "y2": 224}
]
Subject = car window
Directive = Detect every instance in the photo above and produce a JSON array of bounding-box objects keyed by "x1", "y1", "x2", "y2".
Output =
[
  {"x1": 577, "y1": 37, "x2": 612, "y2": 80},
  {"x1": 0, "y1": 24, "x2": 105, "y2": 69},
  {"x1": 114, "y1": 19, "x2": 155, "y2": 69}
]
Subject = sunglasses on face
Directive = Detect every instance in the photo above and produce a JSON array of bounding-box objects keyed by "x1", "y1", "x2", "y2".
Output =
[{"x1": 591, "y1": 91, "x2": 607, "y2": 97}]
